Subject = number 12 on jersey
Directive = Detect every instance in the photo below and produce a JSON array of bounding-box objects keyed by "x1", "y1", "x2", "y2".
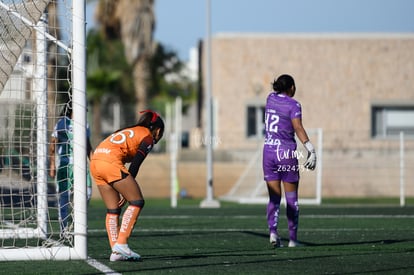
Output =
[{"x1": 265, "y1": 113, "x2": 279, "y2": 133}]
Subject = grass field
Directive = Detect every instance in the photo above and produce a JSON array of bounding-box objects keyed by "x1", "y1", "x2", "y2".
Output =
[{"x1": 2, "y1": 198, "x2": 414, "y2": 274}]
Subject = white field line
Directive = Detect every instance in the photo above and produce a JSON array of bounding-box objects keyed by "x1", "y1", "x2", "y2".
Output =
[
  {"x1": 87, "y1": 214, "x2": 413, "y2": 234},
  {"x1": 86, "y1": 257, "x2": 121, "y2": 275},
  {"x1": 88, "y1": 227, "x2": 408, "y2": 233},
  {"x1": 138, "y1": 214, "x2": 414, "y2": 219}
]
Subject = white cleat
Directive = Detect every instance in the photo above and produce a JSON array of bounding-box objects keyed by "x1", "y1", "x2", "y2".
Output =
[
  {"x1": 270, "y1": 233, "x2": 283, "y2": 248},
  {"x1": 110, "y1": 243, "x2": 141, "y2": 262},
  {"x1": 288, "y1": 240, "x2": 303, "y2": 247},
  {"x1": 110, "y1": 252, "x2": 131, "y2": 262}
]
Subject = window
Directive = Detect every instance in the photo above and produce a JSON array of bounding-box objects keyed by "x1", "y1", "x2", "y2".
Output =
[
  {"x1": 246, "y1": 105, "x2": 265, "y2": 138},
  {"x1": 372, "y1": 105, "x2": 414, "y2": 138}
]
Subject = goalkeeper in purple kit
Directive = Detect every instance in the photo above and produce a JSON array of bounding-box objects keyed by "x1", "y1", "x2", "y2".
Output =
[{"x1": 262, "y1": 74, "x2": 317, "y2": 248}]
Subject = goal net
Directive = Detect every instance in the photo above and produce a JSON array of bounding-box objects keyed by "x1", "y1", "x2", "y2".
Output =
[
  {"x1": 0, "y1": 0, "x2": 87, "y2": 260},
  {"x1": 221, "y1": 128, "x2": 323, "y2": 205}
]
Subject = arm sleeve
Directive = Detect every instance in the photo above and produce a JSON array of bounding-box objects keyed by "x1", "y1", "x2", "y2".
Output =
[
  {"x1": 128, "y1": 136, "x2": 153, "y2": 178},
  {"x1": 290, "y1": 102, "x2": 302, "y2": 120}
]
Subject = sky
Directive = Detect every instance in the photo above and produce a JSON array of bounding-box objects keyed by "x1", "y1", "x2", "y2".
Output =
[{"x1": 87, "y1": 0, "x2": 414, "y2": 61}]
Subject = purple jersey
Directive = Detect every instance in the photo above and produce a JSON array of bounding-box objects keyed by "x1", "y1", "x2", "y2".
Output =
[
  {"x1": 262, "y1": 92, "x2": 302, "y2": 182},
  {"x1": 264, "y1": 92, "x2": 302, "y2": 147}
]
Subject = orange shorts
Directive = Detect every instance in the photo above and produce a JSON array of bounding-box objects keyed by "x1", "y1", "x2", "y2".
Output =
[{"x1": 90, "y1": 159, "x2": 129, "y2": 186}]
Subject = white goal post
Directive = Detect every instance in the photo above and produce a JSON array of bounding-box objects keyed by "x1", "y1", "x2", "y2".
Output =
[{"x1": 0, "y1": 0, "x2": 87, "y2": 260}]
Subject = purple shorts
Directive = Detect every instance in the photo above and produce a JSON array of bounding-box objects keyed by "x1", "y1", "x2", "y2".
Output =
[{"x1": 262, "y1": 145, "x2": 300, "y2": 183}]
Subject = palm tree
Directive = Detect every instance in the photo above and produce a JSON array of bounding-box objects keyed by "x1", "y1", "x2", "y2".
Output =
[
  {"x1": 95, "y1": 0, "x2": 155, "y2": 120},
  {"x1": 86, "y1": 28, "x2": 133, "y2": 144}
]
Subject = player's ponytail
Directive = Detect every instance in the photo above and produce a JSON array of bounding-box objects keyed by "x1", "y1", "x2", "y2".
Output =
[
  {"x1": 114, "y1": 110, "x2": 164, "y2": 134},
  {"x1": 272, "y1": 74, "x2": 295, "y2": 94},
  {"x1": 138, "y1": 110, "x2": 165, "y2": 133}
]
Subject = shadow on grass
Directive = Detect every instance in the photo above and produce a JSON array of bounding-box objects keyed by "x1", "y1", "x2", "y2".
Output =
[
  {"x1": 90, "y1": 230, "x2": 414, "y2": 274},
  {"x1": 242, "y1": 230, "x2": 414, "y2": 247},
  {"x1": 116, "y1": 248, "x2": 414, "y2": 274}
]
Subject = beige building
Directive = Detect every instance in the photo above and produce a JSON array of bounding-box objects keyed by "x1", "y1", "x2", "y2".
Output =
[
  {"x1": 137, "y1": 33, "x2": 414, "y2": 201},
  {"x1": 209, "y1": 33, "x2": 414, "y2": 148},
  {"x1": 204, "y1": 33, "x2": 414, "y2": 199}
]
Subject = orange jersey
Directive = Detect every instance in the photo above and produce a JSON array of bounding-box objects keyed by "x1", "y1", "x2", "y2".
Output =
[{"x1": 92, "y1": 126, "x2": 154, "y2": 164}]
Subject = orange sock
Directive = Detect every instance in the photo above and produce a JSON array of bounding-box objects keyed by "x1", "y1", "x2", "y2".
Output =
[
  {"x1": 117, "y1": 205, "x2": 141, "y2": 245},
  {"x1": 105, "y1": 213, "x2": 119, "y2": 248}
]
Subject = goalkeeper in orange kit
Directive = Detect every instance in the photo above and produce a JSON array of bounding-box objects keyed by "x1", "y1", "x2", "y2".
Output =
[{"x1": 90, "y1": 110, "x2": 164, "y2": 262}]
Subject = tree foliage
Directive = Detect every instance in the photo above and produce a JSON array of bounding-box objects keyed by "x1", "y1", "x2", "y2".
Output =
[
  {"x1": 148, "y1": 43, "x2": 197, "y2": 113},
  {"x1": 86, "y1": 28, "x2": 134, "y2": 103},
  {"x1": 85, "y1": 27, "x2": 198, "y2": 138}
]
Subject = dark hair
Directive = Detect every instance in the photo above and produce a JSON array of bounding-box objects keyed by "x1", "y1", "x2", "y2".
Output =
[
  {"x1": 272, "y1": 74, "x2": 295, "y2": 93},
  {"x1": 113, "y1": 110, "x2": 165, "y2": 138},
  {"x1": 137, "y1": 110, "x2": 165, "y2": 136}
]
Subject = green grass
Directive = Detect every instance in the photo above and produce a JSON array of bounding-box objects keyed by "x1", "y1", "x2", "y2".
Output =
[{"x1": 2, "y1": 198, "x2": 414, "y2": 274}]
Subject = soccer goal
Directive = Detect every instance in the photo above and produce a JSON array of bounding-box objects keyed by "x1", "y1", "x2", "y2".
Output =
[
  {"x1": 0, "y1": 0, "x2": 87, "y2": 260},
  {"x1": 220, "y1": 128, "x2": 323, "y2": 205}
]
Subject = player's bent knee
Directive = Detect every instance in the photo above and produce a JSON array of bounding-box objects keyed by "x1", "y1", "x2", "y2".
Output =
[
  {"x1": 129, "y1": 199, "x2": 145, "y2": 208},
  {"x1": 107, "y1": 208, "x2": 122, "y2": 215}
]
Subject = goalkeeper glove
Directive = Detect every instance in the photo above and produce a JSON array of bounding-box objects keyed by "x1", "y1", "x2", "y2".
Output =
[{"x1": 303, "y1": 141, "x2": 317, "y2": 170}]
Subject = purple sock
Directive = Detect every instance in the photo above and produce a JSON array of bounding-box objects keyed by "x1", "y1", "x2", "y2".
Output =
[
  {"x1": 267, "y1": 193, "x2": 281, "y2": 235},
  {"x1": 285, "y1": 191, "x2": 299, "y2": 241}
]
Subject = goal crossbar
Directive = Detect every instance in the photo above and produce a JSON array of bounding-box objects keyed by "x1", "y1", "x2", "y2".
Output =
[
  {"x1": 0, "y1": 246, "x2": 86, "y2": 261},
  {"x1": 0, "y1": 0, "x2": 51, "y2": 92},
  {"x1": 0, "y1": 1, "x2": 71, "y2": 54}
]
